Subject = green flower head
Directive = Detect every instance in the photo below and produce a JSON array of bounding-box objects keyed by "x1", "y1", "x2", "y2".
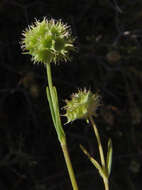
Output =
[
  {"x1": 64, "y1": 89, "x2": 101, "y2": 124},
  {"x1": 21, "y1": 18, "x2": 75, "y2": 64}
]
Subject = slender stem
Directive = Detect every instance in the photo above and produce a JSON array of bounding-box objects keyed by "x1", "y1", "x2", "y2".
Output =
[
  {"x1": 46, "y1": 63, "x2": 56, "y2": 116},
  {"x1": 103, "y1": 178, "x2": 109, "y2": 190},
  {"x1": 89, "y1": 116, "x2": 105, "y2": 168},
  {"x1": 61, "y1": 138, "x2": 79, "y2": 190},
  {"x1": 46, "y1": 62, "x2": 79, "y2": 190},
  {"x1": 89, "y1": 116, "x2": 110, "y2": 190},
  {"x1": 46, "y1": 63, "x2": 54, "y2": 98}
]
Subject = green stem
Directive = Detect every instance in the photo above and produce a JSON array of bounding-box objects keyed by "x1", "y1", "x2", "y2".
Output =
[
  {"x1": 46, "y1": 62, "x2": 53, "y2": 88},
  {"x1": 103, "y1": 178, "x2": 109, "y2": 190},
  {"x1": 61, "y1": 138, "x2": 79, "y2": 190},
  {"x1": 46, "y1": 63, "x2": 54, "y2": 104},
  {"x1": 46, "y1": 62, "x2": 79, "y2": 190},
  {"x1": 89, "y1": 116, "x2": 105, "y2": 168}
]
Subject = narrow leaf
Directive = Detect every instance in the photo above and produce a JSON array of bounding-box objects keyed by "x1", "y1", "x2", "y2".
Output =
[
  {"x1": 46, "y1": 87, "x2": 56, "y2": 127},
  {"x1": 106, "y1": 138, "x2": 113, "y2": 176},
  {"x1": 80, "y1": 145, "x2": 107, "y2": 179},
  {"x1": 52, "y1": 87, "x2": 65, "y2": 141}
]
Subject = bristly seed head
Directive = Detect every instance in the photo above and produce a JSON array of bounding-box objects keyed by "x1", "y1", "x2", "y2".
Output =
[
  {"x1": 21, "y1": 18, "x2": 75, "y2": 64},
  {"x1": 64, "y1": 89, "x2": 101, "y2": 124}
]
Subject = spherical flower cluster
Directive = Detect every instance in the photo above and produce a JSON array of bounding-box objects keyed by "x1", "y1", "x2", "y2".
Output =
[
  {"x1": 64, "y1": 89, "x2": 101, "y2": 123},
  {"x1": 21, "y1": 18, "x2": 75, "y2": 64}
]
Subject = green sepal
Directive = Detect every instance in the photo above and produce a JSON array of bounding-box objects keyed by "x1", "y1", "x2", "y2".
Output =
[
  {"x1": 106, "y1": 138, "x2": 113, "y2": 177},
  {"x1": 80, "y1": 145, "x2": 107, "y2": 179}
]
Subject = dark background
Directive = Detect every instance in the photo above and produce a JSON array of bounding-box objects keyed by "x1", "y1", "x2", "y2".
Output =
[{"x1": 0, "y1": 0, "x2": 142, "y2": 189}]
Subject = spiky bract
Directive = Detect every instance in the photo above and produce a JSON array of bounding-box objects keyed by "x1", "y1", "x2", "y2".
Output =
[
  {"x1": 64, "y1": 89, "x2": 101, "y2": 123},
  {"x1": 21, "y1": 18, "x2": 74, "y2": 64}
]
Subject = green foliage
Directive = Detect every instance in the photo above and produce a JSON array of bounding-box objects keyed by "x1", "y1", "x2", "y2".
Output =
[
  {"x1": 80, "y1": 145, "x2": 108, "y2": 180},
  {"x1": 106, "y1": 139, "x2": 113, "y2": 177}
]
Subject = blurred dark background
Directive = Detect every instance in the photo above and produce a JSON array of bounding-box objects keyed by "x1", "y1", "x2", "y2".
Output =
[{"x1": 0, "y1": 0, "x2": 142, "y2": 189}]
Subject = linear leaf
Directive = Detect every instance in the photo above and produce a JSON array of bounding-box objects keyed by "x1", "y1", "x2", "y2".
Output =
[
  {"x1": 106, "y1": 138, "x2": 113, "y2": 176},
  {"x1": 46, "y1": 86, "x2": 56, "y2": 127},
  {"x1": 80, "y1": 145, "x2": 107, "y2": 179},
  {"x1": 52, "y1": 86, "x2": 65, "y2": 141}
]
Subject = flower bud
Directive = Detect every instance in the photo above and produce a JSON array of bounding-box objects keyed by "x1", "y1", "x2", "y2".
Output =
[
  {"x1": 64, "y1": 89, "x2": 101, "y2": 123},
  {"x1": 21, "y1": 18, "x2": 75, "y2": 64}
]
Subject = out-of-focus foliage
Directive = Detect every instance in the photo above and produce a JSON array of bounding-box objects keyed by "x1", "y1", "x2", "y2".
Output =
[{"x1": 0, "y1": 0, "x2": 142, "y2": 189}]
